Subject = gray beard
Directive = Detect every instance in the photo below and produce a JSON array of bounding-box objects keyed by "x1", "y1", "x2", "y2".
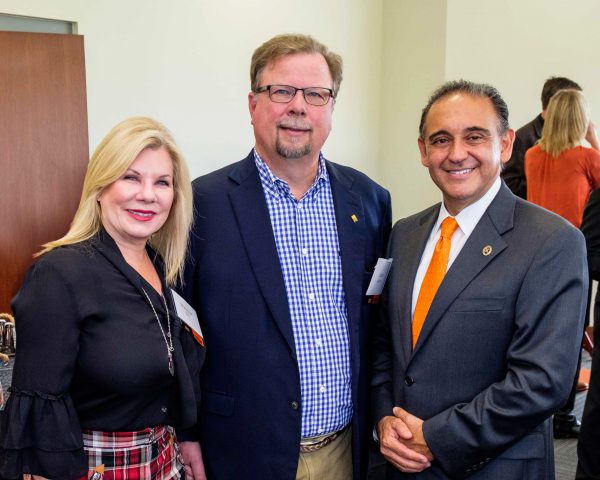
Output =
[{"x1": 275, "y1": 137, "x2": 312, "y2": 159}]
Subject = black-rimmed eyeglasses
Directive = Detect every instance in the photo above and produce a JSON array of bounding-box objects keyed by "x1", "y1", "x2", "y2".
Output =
[{"x1": 254, "y1": 84, "x2": 334, "y2": 106}]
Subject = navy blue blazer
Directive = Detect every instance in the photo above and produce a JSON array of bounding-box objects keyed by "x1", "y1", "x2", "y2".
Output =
[{"x1": 181, "y1": 152, "x2": 391, "y2": 479}]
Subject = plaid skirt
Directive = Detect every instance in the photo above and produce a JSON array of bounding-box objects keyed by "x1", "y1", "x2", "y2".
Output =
[{"x1": 80, "y1": 425, "x2": 184, "y2": 480}]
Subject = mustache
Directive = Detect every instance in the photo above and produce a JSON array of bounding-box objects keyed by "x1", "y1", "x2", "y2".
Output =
[{"x1": 277, "y1": 120, "x2": 312, "y2": 131}]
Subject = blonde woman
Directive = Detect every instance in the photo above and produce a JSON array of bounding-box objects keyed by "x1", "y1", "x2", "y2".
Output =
[
  {"x1": 525, "y1": 89, "x2": 600, "y2": 227},
  {"x1": 0, "y1": 117, "x2": 205, "y2": 479}
]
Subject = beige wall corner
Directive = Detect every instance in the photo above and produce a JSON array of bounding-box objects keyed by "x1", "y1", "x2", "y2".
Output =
[
  {"x1": 379, "y1": 0, "x2": 447, "y2": 221},
  {"x1": 445, "y1": 0, "x2": 600, "y2": 134}
]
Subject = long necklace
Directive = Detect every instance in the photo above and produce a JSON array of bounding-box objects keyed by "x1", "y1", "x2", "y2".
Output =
[{"x1": 141, "y1": 287, "x2": 175, "y2": 376}]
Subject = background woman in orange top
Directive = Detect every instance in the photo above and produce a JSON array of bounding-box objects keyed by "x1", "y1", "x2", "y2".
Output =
[
  {"x1": 526, "y1": 89, "x2": 600, "y2": 440},
  {"x1": 525, "y1": 89, "x2": 600, "y2": 227}
]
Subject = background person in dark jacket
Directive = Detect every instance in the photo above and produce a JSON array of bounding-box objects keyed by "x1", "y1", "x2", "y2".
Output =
[
  {"x1": 501, "y1": 76, "x2": 581, "y2": 199},
  {"x1": 577, "y1": 188, "x2": 600, "y2": 479}
]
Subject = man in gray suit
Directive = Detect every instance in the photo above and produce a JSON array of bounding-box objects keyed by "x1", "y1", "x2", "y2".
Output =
[{"x1": 372, "y1": 80, "x2": 588, "y2": 479}]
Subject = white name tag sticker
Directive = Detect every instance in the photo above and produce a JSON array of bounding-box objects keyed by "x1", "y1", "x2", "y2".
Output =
[
  {"x1": 170, "y1": 289, "x2": 204, "y2": 342},
  {"x1": 366, "y1": 258, "x2": 393, "y2": 296}
]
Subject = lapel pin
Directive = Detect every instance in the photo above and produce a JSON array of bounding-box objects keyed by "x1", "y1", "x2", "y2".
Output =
[
  {"x1": 482, "y1": 245, "x2": 492, "y2": 256},
  {"x1": 351, "y1": 214, "x2": 358, "y2": 223}
]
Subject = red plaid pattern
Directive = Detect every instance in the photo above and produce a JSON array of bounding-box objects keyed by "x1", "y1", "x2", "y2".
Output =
[{"x1": 80, "y1": 425, "x2": 184, "y2": 480}]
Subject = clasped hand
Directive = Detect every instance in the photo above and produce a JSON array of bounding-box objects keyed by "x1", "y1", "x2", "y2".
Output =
[{"x1": 377, "y1": 407, "x2": 433, "y2": 473}]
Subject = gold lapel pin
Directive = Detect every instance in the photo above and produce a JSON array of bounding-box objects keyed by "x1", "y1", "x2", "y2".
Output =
[
  {"x1": 351, "y1": 214, "x2": 358, "y2": 223},
  {"x1": 482, "y1": 245, "x2": 492, "y2": 256}
]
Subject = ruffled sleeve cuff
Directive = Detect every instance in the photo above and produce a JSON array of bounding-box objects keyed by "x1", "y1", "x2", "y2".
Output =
[{"x1": 0, "y1": 388, "x2": 88, "y2": 480}]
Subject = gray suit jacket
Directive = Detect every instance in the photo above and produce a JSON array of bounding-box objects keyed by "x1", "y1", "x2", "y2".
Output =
[{"x1": 372, "y1": 183, "x2": 588, "y2": 479}]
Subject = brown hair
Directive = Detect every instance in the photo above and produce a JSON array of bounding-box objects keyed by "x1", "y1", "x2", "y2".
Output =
[
  {"x1": 250, "y1": 34, "x2": 343, "y2": 97},
  {"x1": 541, "y1": 77, "x2": 582, "y2": 110}
]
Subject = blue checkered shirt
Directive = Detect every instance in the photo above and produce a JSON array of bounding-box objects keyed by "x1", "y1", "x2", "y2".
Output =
[{"x1": 254, "y1": 150, "x2": 352, "y2": 438}]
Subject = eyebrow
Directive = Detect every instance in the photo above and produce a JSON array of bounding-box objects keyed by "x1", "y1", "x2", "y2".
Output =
[
  {"x1": 428, "y1": 126, "x2": 491, "y2": 142},
  {"x1": 126, "y1": 168, "x2": 173, "y2": 178}
]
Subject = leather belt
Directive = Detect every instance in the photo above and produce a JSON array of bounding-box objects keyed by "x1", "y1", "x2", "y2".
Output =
[{"x1": 299, "y1": 425, "x2": 348, "y2": 453}]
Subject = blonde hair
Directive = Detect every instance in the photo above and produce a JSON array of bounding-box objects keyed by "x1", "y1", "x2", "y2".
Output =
[
  {"x1": 250, "y1": 33, "x2": 343, "y2": 97},
  {"x1": 39, "y1": 117, "x2": 193, "y2": 286},
  {"x1": 538, "y1": 89, "x2": 590, "y2": 158}
]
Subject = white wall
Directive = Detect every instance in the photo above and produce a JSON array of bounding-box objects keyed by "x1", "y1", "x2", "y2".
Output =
[
  {"x1": 445, "y1": 0, "x2": 600, "y2": 133},
  {"x1": 0, "y1": 0, "x2": 383, "y2": 181},
  {"x1": 2, "y1": 0, "x2": 600, "y2": 221},
  {"x1": 379, "y1": 0, "x2": 600, "y2": 219},
  {"x1": 379, "y1": 0, "x2": 446, "y2": 219}
]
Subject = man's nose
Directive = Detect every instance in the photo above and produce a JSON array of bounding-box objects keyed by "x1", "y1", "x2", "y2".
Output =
[
  {"x1": 286, "y1": 90, "x2": 308, "y2": 115},
  {"x1": 448, "y1": 140, "x2": 468, "y2": 162}
]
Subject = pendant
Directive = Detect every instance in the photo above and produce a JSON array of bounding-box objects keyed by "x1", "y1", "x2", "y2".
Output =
[{"x1": 168, "y1": 355, "x2": 175, "y2": 376}]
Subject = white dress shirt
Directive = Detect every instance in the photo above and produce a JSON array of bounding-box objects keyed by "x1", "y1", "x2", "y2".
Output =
[{"x1": 411, "y1": 177, "x2": 502, "y2": 317}]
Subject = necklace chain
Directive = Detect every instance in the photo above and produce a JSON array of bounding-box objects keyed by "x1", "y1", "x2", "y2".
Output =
[{"x1": 141, "y1": 287, "x2": 175, "y2": 376}]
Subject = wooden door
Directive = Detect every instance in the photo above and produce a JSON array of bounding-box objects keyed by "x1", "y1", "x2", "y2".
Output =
[{"x1": 0, "y1": 31, "x2": 88, "y2": 313}]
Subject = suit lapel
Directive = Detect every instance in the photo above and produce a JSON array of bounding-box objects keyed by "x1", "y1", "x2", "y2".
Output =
[
  {"x1": 327, "y1": 162, "x2": 365, "y2": 374},
  {"x1": 228, "y1": 155, "x2": 295, "y2": 352},
  {"x1": 395, "y1": 208, "x2": 438, "y2": 366},
  {"x1": 412, "y1": 184, "x2": 515, "y2": 355}
]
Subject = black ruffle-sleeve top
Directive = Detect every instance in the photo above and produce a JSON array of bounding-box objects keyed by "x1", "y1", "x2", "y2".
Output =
[{"x1": 0, "y1": 229, "x2": 205, "y2": 479}]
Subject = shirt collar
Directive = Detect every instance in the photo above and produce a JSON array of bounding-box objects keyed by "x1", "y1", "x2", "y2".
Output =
[
  {"x1": 433, "y1": 176, "x2": 501, "y2": 238},
  {"x1": 253, "y1": 148, "x2": 329, "y2": 202}
]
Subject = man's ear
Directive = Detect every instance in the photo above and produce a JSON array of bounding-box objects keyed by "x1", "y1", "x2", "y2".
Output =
[
  {"x1": 500, "y1": 128, "x2": 516, "y2": 164},
  {"x1": 248, "y1": 91, "x2": 258, "y2": 118},
  {"x1": 418, "y1": 137, "x2": 429, "y2": 167}
]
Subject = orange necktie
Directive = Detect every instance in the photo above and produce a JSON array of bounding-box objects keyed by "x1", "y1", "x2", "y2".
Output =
[{"x1": 412, "y1": 216, "x2": 459, "y2": 348}]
